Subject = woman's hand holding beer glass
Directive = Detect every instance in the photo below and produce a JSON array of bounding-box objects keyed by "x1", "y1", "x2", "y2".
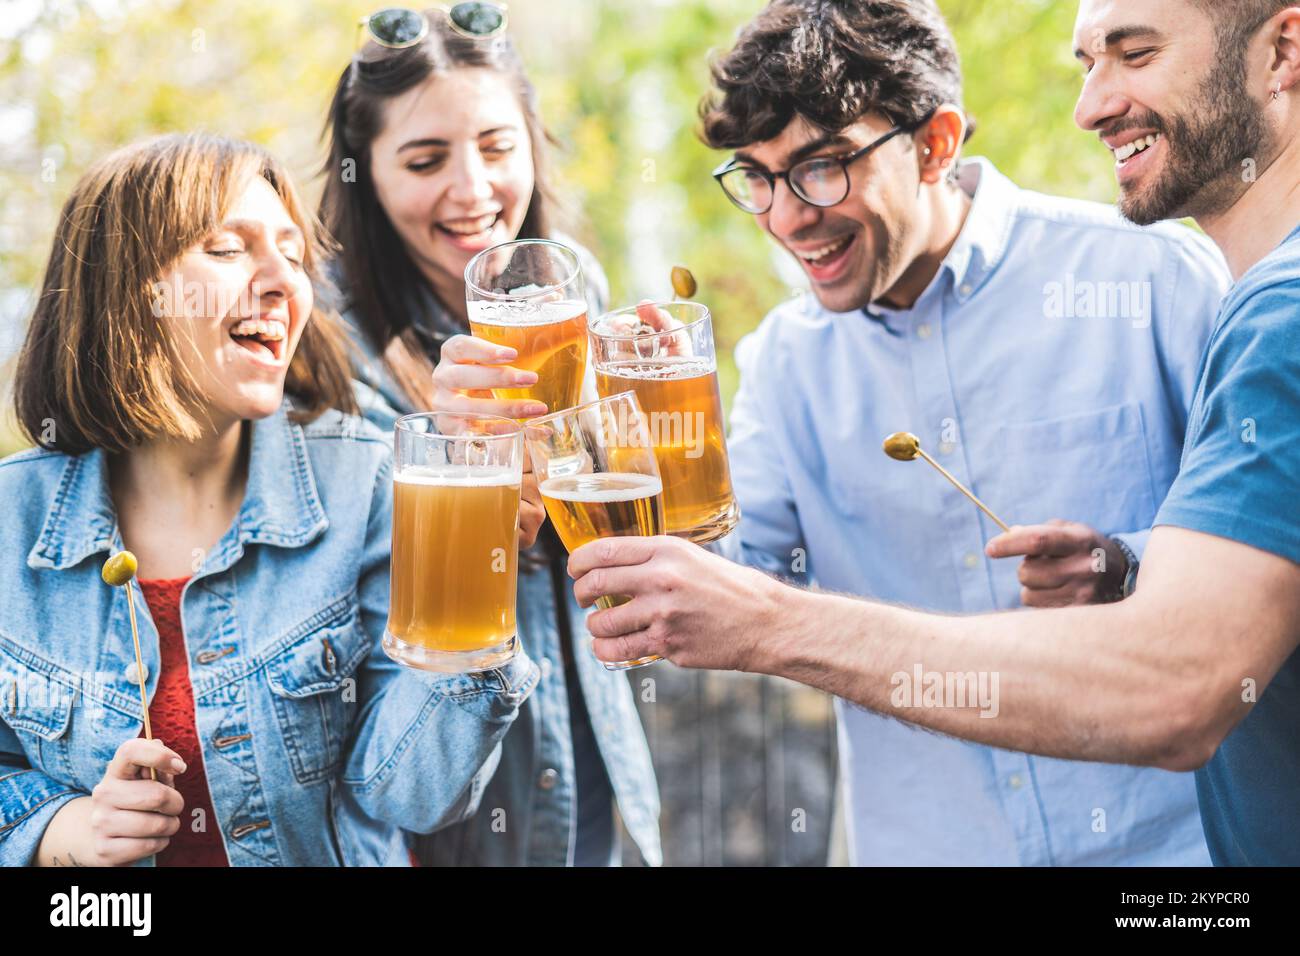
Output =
[
  {"x1": 431, "y1": 334, "x2": 550, "y2": 420},
  {"x1": 430, "y1": 336, "x2": 546, "y2": 549}
]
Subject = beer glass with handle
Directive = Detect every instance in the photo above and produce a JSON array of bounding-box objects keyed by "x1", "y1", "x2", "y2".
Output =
[
  {"x1": 385, "y1": 412, "x2": 524, "y2": 673},
  {"x1": 524, "y1": 391, "x2": 666, "y2": 670},
  {"x1": 588, "y1": 301, "x2": 739, "y2": 543},
  {"x1": 465, "y1": 239, "x2": 589, "y2": 418}
]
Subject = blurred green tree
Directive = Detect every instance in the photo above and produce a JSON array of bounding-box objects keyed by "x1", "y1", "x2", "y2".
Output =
[{"x1": 0, "y1": 0, "x2": 1115, "y2": 455}]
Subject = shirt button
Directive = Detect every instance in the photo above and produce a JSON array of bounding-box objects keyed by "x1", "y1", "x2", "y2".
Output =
[
  {"x1": 124, "y1": 661, "x2": 147, "y2": 687},
  {"x1": 538, "y1": 768, "x2": 559, "y2": 790},
  {"x1": 916, "y1": 323, "x2": 933, "y2": 339},
  {"x1": 938, "y1": 441, "x2": 956, "y2": 456},
  {"x1": 1008, "y1": 774, "x2": 1024, "y2": 790},
  {"x1": 540, "y1": 658, "x2": 554, "y2": 680},
  {"x1": 963, "y1": 552, "x2": 980, "y2": 569},
  {"x1": 960, "y1": 284, "x2": 973, "y2": 296}
]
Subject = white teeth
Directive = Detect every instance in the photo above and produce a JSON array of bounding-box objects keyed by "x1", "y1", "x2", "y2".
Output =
[
  {"x1": 441, "y1": 213, "x2": 498, "y2": 236},
  {"x1": 230, "y1": 318, "x2": 286, "y2": 341},
  {"x1": 799, "y1": 236, "x2": 851, "y2": 262},
  {"x1": 1114, "y1": 134, "x2": 1160, "y2": 163}
]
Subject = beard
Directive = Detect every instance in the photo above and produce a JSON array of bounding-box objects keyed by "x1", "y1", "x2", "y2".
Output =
[{"x1": 1117, "y1": 51, "x2": 1271, "y2": 226}]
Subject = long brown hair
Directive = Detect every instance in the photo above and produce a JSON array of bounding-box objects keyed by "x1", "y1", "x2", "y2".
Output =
[
  {"x1": 319, "y1": 13, "x2": 560, "y2": 409},
  {"x1": 13, "y1": 132, "x2": 358, "y2": 457}
]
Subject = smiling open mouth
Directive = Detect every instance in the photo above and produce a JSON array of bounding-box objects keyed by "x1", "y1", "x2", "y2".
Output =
[
  {"x1": 794, "y1": 232, "x2": 857, "y2": 281},
  {"x1": 230, "y1": 318, "x2": 286, "y2": 362},
  {"x1": 1114, "y1": 133, "x2": 1161, "y2": 166},
  {"x1": 436, "y1": 212, "x2": 500, "y2": 239}
]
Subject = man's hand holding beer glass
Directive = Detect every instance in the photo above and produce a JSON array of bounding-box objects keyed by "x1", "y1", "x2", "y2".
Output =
[{"x1": 569, "y1": 535, "x2": 784, "y2": 672}]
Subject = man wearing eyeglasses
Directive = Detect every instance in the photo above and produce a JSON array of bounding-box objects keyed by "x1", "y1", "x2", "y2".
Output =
[{"x1": 648, "y1": 0, "x2": 1230, "y2": 866}]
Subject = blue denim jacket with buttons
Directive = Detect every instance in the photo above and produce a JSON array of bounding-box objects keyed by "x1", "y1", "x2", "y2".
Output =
[
  {"x1": 0, "y1": 402, "x2": 539, "y2": 866},
  {"x1": 334, "y1": 240, "x2": 662, "y2": 866}
]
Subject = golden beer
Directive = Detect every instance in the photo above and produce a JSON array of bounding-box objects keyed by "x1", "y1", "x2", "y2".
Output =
[
  {"x1": 468, "y1": 300, "x2": 589, "y2": 416},
  {"x1": 466, "y1": 239, "x2": 589, "y2": 419},
  {"x1": 525, "y1": 392, "x2": 665, "y2": 670},
  {"x1": 595, "y1": 357, "x2": 738, "y2": 542},
  {"x1": 387, "y1": 467, "x2": 520, "y2": 655},
  {"x1": 541, "y1": 472, "x2": 665, "y2": 609}
]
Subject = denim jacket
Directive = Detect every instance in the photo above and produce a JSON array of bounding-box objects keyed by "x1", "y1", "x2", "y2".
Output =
[
  {"x1": 332, "y1": 241, "x2": 662, "y2": 866},
  {"x1": 0, "y1": 403, "x2": 538, "y2": 866}
]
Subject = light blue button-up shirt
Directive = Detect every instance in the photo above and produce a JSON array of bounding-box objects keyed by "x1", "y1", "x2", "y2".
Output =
[{"x1": 724, "y1": 158, "x2": 1229, "y2": 866}]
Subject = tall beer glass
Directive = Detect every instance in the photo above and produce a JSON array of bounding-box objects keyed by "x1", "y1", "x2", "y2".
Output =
[
  {"x1": 385, "y1": 412, "x2": 523, "y2": 673},
  {"x1": 465, "y1": 239, "x2": 589, "y2": 417},
  {"x1": 589, "y1": 302, "x2": 739, "y2": 543},
  {"x1": 524, "y1": 392, "x2": 665, "y2": 670}
]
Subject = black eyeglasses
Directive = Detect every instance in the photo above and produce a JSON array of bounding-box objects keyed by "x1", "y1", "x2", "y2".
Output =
[
  {"x1": 358, "y1": 4, "x2": 509, "y2": 49},
  {"x1": 712, "y1": 118, "x2": 927, "y2": 215}
]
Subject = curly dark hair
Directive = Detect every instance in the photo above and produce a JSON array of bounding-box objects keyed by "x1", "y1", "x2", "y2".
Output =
[{"x1": 700, "y1": 0, "x2": 972, "y2": 150}]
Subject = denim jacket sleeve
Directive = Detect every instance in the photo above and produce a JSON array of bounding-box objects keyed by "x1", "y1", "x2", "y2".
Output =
[
  {"x1": 339, "y1": 449, "x2": 540, "y2": 835},
  {"x1": 0, "y1": 723, "x2": 82, "y2": 866}
]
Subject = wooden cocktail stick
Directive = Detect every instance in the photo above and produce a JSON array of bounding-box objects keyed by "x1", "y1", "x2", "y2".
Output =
[
  {"x1": 102, "y1": 551, "x2": 157, "y2": 782},
  {"x1": 882, "y1": 432, "x2": 1011, "y2": 533}
]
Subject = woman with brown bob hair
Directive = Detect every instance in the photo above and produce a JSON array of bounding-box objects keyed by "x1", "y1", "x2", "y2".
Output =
[{"x1": 0, "y1": 132, "x2": 537, "y2": 867}]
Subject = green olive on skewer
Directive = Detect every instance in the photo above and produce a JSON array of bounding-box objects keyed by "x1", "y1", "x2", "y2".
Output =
[{"x1": 881, "y1": 432, "x2": 1010, "y2": 532}]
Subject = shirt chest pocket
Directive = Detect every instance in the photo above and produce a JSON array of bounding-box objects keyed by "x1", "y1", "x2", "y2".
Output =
[
  {"x1": 986, "y1": 402, "x2": 1158, "y2": 534},
  {"x1": 263, "y1": 602, "x2": 369, "y2": 786},
  {"x1": 0, "y1": 653, "x2": 76, "y2": 781}
]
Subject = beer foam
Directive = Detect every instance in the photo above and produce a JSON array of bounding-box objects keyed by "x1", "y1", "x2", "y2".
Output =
[
  {"x1": 540, "y1": 473, "x2": 663, "y2": 502},
  {"x1": 468, "y1": 299, "x2": 588, "y2": 328},
  {"x1": 598, "y1": 358, "x2": 714, "y2": 379},
  {"x1": 397, "y1": 465, "x2": 520, "y2": 487}
]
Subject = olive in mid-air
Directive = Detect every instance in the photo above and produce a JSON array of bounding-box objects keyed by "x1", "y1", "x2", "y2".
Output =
[{"x1": 671, "y1": 266, "x2": 698, "y2": 299}]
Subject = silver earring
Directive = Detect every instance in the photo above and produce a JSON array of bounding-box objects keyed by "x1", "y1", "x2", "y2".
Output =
[{"x1": 1273, "y1": 83, "x2": 1283, "y2": 101}]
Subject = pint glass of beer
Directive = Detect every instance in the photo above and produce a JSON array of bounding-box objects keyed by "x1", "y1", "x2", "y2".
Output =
[
  {"x1": 588, "y1": 302, "x2": 740, "y2": 543},
  {"x1": 524, "y1": 392, "x2": 665, "y2": 670},
  {"x1": 465, "y1": 239, "x2": 589, "y2": 417},
  {"x1": 384, "y1": 412, "x2": 524, "y2": 673}
]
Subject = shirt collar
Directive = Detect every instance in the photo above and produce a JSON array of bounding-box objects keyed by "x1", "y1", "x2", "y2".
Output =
[
  {"x1": 863, "y1": 156, "x2": 1018, "y2": 326},
  {"x1": 940, "y1": 157, "x2": 1017, "y2": 303},
  {"x1": 28, "y1": 401, "x2": 328, "y2": 572}
]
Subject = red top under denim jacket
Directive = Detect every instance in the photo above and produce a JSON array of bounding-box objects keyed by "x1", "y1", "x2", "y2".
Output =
[{"x1": 137, "y1": 577, "x2": 229, "y2": 867}]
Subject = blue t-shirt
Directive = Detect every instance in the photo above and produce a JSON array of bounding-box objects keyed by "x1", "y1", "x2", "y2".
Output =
[{"x1": 1155, "y1": 225, "x2": 1300, "y2": 865}]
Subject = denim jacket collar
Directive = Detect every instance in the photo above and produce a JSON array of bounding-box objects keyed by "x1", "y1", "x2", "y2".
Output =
[{"x1": 26, "y1": 401, "x2": 328, "y2": 572}]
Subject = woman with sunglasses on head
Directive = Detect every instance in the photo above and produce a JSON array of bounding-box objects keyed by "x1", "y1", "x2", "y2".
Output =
[
  {"x1": 320, "y1": 6, "x2": 661, "y2": 867},
  {"x1": 0, "y1": 133, "x2": 537, "y2": 867}
]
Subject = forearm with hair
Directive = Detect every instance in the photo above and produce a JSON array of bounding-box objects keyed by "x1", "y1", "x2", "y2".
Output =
[{"x1": 753, "y1": 581, "x2": 1248, "y2": 772}]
